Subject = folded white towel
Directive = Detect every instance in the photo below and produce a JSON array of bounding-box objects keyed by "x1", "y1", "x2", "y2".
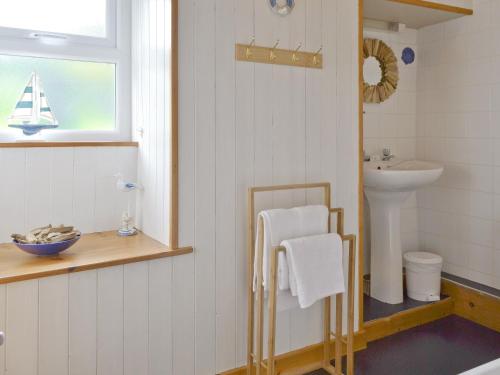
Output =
[
  {"x1": 282, "y1": 233, "x2": 345, "y2": 309},
  {"x1": 253, "y1": 205, "x2": 328, "y2": 311}
]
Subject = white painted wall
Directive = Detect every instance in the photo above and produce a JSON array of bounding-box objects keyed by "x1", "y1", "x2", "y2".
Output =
[
  {"x1": 0, "y1": 259, "x2": 174, "y2": 375},
  {"x1": 0, "y1": 146, "x2": 137, "y2": 243},
  {"x1": 416, "y1": 0, "x2": 500, "y2": 289},
  {"x1": 362, "y1": 27, "x2": 419, "y2": 274},
  {"x1": 132, "y1": 0, "x2": 172, "y2": 245},
  {"x1": 176, "y1": 0, "x2": 359, "y2": 373},
  {"x1": 0, "y1": 1, "x2": 360, "y2": 374}
]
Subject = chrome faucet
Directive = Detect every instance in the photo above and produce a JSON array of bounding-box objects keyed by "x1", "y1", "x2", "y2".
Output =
[{"x1": 382, "y1": 148, "x2": 395, "y2": 161}]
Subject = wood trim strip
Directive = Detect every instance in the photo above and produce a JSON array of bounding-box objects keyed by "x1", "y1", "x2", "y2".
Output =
[
  {"x1": 0, "y1": 231, "x2": 192, "y2": 285},
  {"x1": 364, "y1": 297, "x2": 453, "y2": 342},
  {"x1": 442, "y1": 279, "x2": 500, "y2": 332},
  {"x1": 219, "y1": 331, "x2": 367, "y2": 375},
  {"x1": 169, "y1": 0, "x2": 179, "y2": 249},
  {"x1": 358, "y1": 0, "x2": 365, "y2": 333},
  {"x1": 389, "y1": 0, "x2": 473, "y2": 15},
  {"x1": 0, "y1": 141, "x2": 138, "y2": 148}
]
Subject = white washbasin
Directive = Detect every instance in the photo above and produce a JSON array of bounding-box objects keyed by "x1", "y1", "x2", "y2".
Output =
[
  {"x1": 364, "y1": 160, "x2": 444, "y2": 192},
  {"x1": 364, "y1": 159, "x2": 444, "y2": 304}
]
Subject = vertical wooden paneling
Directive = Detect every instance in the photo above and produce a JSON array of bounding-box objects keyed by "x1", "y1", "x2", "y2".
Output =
[
  {"x1": 234, "y1": 0, "x2": 255, "y2": 365},
  {"x1": 148, "y1": 258, "x2": 173, "y2": 375},
  {"x1": 0, "y1": 146, "x2": 136, "y2": 243},
  {"x1": 124, "y1": 262, "x2": 149, "y2": 375},
  {"x1": 175, "y1": 0, "x2": 196, "y2": 370},
  {"x1": 0, "y1": 149, "x2": 26, "y2": 241},
  {"x1": 38, "y1": 275, "x2": 69, "y2": 375},
  {"x1": 73, "y1": 148, "x2": 97, "y2": 234},
  {"x1": 6, "y1": 280, "x2": 38, "y2": 375},
  {"x1": 69, "y1": 270, "x2": 97, "y2": 375},
  {"x1": 51, "y1": 148, "x2": 75, "y2": 226},
  {"x1": 194, "y1": 0, "x2": 217, "y2": 372},
  {"x1": 133, "y1": 0, "x2": 170, "y2": 244},
  {"x1": 215, "y1": 0, "x2": 237, "y2": 371},
  {"x1": 97, "y1": 266, "x2": 124, "y2": 375},
  {"x1": 0, "y1": 285, "x2": 6, "y2": 375},
  {"x1": 26, "y1": 148, "x2": 53, "y2": 230}
]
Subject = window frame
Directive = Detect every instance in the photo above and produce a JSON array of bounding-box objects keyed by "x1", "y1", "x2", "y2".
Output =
[{"x1": 0, "y1": 0, "x2": 131, "y2": 142}]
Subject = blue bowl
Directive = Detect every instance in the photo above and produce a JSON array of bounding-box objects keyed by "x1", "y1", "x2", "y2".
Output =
[{"x1": 13, "y1": 235, "x2": 81, "y2": 256}]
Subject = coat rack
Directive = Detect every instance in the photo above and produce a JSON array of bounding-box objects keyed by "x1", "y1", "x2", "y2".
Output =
[{"x1": 235, "y1": 39, "x2": 323, "y2": 69}]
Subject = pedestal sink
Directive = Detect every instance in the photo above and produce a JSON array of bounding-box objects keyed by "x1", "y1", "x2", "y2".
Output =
[{"x1": 364, "y1": 159, "x2": 444, "y2": 304}]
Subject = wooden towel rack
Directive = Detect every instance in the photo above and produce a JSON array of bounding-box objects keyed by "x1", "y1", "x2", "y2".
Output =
[{"x1": 247, "y1": 182, "x2": 356, "y2": 375}]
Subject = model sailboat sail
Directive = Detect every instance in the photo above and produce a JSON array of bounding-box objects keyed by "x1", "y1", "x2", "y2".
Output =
[{"x1": 8, "y1": 73, "x2": 58, "y2": 136}]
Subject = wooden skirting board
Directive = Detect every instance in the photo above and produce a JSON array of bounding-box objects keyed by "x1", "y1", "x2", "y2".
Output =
[
  {"x1": 219, "y1": 332, "x2": 367, "y2": 375},
  {"x1": 364, "y1": 296, "x2": 454, "y2": 342},
  {"x1": 442, "y1": 279, "x2": 500, "y2": 332}
]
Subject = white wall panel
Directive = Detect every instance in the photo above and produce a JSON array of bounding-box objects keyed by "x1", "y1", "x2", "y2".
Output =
[
  {"x1": 0, "y1": 285, "x2": 6, "y2": 375},
  {"x1": 215, "y1": 0, "x2": 237, "y2": 370},
  {"x1": 148, "y1": 258, "x2": 173, "y2": 375},
  {"x1": 69, "y1": 270, "x2": 97, "y2": 375},
  {"x1": 0, "y1": 1, "x2": 359, "y2": 375},
  {"x1": 39, "y1": 275, "x2": 69, "y2": 375},
  {"x1": 6, "y1": 280, "x2": 38, "y2": 375},
  {"x1": 97, "y1": 266, "x2": 124, "y2": 375},
  {"x1": 0, "y1": 147, "x2": 137, "y2": 243},
  {"x1": 194, "y1": 0, "x2": 217, "y2": 372},
  {"x1": 124, "y1": 262, "x2": 149, "y2": 375}
]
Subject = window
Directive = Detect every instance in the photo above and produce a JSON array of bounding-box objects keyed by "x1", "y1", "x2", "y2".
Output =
[{"x1": 0, "y1": 0, "x2": 130, "y2": 141}]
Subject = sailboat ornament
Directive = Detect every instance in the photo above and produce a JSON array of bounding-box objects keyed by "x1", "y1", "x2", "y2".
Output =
[{"x1": 8, "y1": 72, "x2": 58, "y2": 136}]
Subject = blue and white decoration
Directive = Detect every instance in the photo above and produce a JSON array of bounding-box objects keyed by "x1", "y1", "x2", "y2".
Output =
[
  {"x1": 115, "y1": 173, "x2": 142, "y2": 236},
  {"x1": 269, "y1": 0, "x2": 295, "y2": 16},
  {"x1": 8, "y1": 72, "x2": 59, "y2": 136},
  {"x1": 401, "y1": 47, "x2": 415, "y2": 65}
]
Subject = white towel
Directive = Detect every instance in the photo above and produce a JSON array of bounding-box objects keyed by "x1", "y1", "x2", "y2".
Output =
[
  {"x1": 282, "y1": 233, "x2": 345, "y2": 309},
  {"x1": 253, "y1": 205, "x2": 328, "y2": 311}
]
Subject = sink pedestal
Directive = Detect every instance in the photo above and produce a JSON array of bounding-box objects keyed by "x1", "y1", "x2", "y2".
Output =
[{"x1": 365, "y1": 189, "x2": 411, "y2": 304}]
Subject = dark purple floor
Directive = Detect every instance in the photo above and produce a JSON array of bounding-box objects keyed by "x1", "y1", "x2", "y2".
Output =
[{"x1": 307, "y1": 315, "x2": 500, "y2": 375}]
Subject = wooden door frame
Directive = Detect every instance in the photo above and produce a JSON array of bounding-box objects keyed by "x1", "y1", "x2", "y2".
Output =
[{"x1": 358, "y1": 0, "x2": 365, "y2": 331}]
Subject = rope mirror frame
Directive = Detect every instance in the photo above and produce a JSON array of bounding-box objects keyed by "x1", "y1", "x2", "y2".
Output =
[{"x1": 363, "y1": 38, "x2": 399, "y2": 104}]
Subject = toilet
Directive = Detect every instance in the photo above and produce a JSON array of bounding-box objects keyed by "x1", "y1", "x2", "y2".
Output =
[{"x1": 404, "y1": 252, "x2": 443, "y2": 302}]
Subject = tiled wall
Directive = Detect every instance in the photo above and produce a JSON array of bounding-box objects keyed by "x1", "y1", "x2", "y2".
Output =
[
  {"x1": 416, "y1": 0, "x2": 500, "y2": 289},
  {"x1": 363, "y1": 27, "x2": 419, "y2": 274},
  {"x1": 0, "y1": 147, "x2": 137, "y2": 243}
]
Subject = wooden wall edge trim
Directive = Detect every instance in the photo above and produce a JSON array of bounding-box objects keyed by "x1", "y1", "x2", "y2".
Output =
[
  {"x1": 218, "y1": 331, "x2": 367, "y2": 375},
  {"x1": 358, "y1": 0, "x2": 366, "y2": 333},
  {"x1": 0, "y1": 246, "x2": 193, "y2": 285},
  {"x1": 364, "y1": 297, "x2": 454, "y2": 342},
  {"x1": 0, "y1": 231, "x2": 193, "y2": 285},
  {"x1": 441, "y1": 279, "x2": 500, "y2": 332},
  {"x1": 0, "y1": 141, "x2": 139, "y2": 148},
  {"x1": 389, "y1": 0, "x2": 473, "y2": 15}
]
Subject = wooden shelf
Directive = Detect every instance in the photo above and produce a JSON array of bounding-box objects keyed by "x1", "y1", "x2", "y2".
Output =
[
  {"x1": 0, "y1": 141, "x2": 139, "y2": 148},
  {"x1": 0, "y1": 231, "x2": 192, "y2": 284},
  {"x1": 364, "y1": 0, "x2": 473, "y2": 29}
]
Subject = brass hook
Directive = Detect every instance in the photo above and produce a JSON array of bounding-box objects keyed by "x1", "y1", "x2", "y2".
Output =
[
  {"x1": 292, "y1": 43, "x2": 302, "y2": 62},
  {"x1": 313, "y1": 45, "x2": 323, "y2": 65},
  {"x1": 246, "y1": 37, "x2": 255, "y2": 59},
  {"x1": 270, "y1": 39, "x2": 280, "y2": 61}
]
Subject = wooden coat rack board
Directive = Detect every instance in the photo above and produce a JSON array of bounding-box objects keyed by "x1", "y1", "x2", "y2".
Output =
[{"x1": 235, "y1": 41, "x2": 323, "y2": 69}]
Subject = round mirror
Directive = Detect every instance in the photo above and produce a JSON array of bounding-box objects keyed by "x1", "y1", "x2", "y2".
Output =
[
  {"x1": 363, "y1": 38, "x2": 399, "y2": 104},
  {"x1": 364, "y1": 56, "x2": 383, "y2": 86}
]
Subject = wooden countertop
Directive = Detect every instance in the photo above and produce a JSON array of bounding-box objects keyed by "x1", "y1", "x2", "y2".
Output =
[{"x1": 0, "y1": 231, "x2": 192, "y2": 284}]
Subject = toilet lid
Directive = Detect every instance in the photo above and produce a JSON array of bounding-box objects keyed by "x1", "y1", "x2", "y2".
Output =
[{"x1": 404, "y1": 251, "x2": 442, "y2": 265}]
